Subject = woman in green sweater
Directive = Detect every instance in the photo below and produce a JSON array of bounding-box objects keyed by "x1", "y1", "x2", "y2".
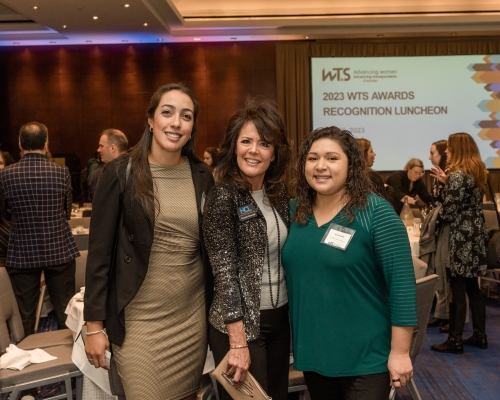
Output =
[{"x1": 282, "y1": 127, "x2": 417, "y2": 399}]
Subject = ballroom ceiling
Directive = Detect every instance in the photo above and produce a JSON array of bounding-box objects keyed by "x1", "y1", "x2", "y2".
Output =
[{"x1": 1, "y1": 0, "x2": 500, "y2": 46}]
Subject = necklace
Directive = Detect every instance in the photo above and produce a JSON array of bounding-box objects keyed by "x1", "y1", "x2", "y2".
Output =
[{"x1": 265, "y1": 206, "x2": 281, "y2": 309}]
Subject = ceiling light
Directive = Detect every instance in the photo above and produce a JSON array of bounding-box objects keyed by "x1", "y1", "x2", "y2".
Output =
[
  {"x1": 157, "y1": 38, "x2": 164, "y2": 41},
  {"x1": 93, "y1": 16, "x2": 99, "y2": 20},
  {"x1": 377, "y1": 34, "x2": 384, "y2": 37},
  {"x1": 62, "y1": 25, "x2": 67, "y2": 28},
  {"x1": 32, "y1": 6, "x2": 38, "y2": 10},
  {"x1": 143, "y1": 23, "x2": 148, "y2": 27},
  {"x1": 123, "y1": 4, "x2": 130, "y2": 8},
  {"x1": 305, "y1": 36, "x2": 309, "y2": 39},
  {"x1": 194, "y1": 38, "x2": 200, "y2": 41},
  {"x1": 230, "y1": 37, "x2": 237, "y2": 40},
  {"x1": 451, "y1": 32, "x2": 457, "y2": 36}
]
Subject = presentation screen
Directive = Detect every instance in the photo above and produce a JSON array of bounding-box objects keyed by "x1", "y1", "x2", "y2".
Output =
[{"x1": 311, "y1": 55, "x2": 500, "y2": 170}]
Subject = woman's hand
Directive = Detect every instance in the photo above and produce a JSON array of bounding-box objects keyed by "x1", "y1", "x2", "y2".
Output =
[
  {"x1": 430, "y1": 166, "x2": 446, "y2": 184},
  {"x1": 401, "y1": 195, "x2": 416, "y2": 205},
  {"x1": 387, "y1": 352, "x2": 413, "y2": 388},
  {"x1": 84, "y1": 321, "x2": 110, "y2": 370},
  {"x1": 225, "y1": 321, "x2": 251, "y2": 382}
]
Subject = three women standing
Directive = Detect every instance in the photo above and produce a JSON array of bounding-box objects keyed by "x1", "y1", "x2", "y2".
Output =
[
  {"x1": 84, "y1": 83, "x2": 214, "y2": 399},
  {"x1": 203, "y1": 99, "x2": 291, "y2": 400},
  {"x1": 283, "y1": 127, "x2": 417, "y2": 399},
  {"x1": 430, "y1": 132, "x2": 488, "y2": 353}
]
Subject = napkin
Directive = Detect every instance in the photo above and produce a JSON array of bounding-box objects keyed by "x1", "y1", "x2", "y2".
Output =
[{"x1": 0, "y1": 344, "x2": 57, "y2": 371}]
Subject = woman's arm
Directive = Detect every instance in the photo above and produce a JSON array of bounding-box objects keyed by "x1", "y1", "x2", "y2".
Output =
[
  {"x1": 387, "y1": 326, "x2": 414, "y2": 388},
  {"x1": 225, "y1": 320, "x2": 251, "y2": 382}
]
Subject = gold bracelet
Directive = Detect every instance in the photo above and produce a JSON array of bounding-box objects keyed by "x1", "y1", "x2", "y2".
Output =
[{"x1": 230, "y1": 344, "x2": 248, "y2": 349}]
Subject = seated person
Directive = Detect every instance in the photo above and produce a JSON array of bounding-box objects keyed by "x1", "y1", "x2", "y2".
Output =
[{"x1": 387, "y1": 158, "x2": 432, "y2": 214}]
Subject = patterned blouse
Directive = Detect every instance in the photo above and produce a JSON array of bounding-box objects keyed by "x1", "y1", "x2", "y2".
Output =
[{"x1": 438, "y1": 170, "x2": 487, "y2": 278}]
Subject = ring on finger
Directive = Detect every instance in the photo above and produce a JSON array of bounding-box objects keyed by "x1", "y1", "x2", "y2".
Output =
[
  {"x1": 88, "y1": 359, "x2": 94, "y2": 365},
  {"x1": 392, "y1": 378, "x2": 401, "y2": 382}
]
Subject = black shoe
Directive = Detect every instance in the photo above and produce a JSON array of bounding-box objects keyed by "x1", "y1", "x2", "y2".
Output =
[
  {"x1": 439, "y1": 323, "x2": 450, "y2": 333},
  {"x1": 431, "y1": 337, "x2": 464, "y2": 354},
  {"x1": 428, "y1": 317, "x2": 448, "y2": 327},
  {"x1": 463, "y1": 335, "x2": 488, "y2": 349}
]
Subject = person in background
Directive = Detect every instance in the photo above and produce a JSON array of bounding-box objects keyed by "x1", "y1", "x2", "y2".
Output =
[
  {"x1": 203, "y1": 99, "x2": 291, "y2": 400},
  {"x1": 0, "y1": 122, "x2": 79, "y2": 335},
  {"x1": 87, "y1": 129, "x2": 128, "y2": 201},
  {"x1": 430, "y1": 132, "x2": 488, "y2": 353},
  {"x1": 426, "y1": 139, "x2": 451, "y2": 331},
  {"x1": 356, "y1": 138, "x2": 396, "y2": 208},
  {"x1": 283, "y1": 127, "x2": 417, "y2": 399},
  {"x1": 84, "y1": 83, "x2": 214, "y2": 399},
  {"x1": 0, "y1": 151, "x2": 15, "y2": 268},
  {"x1": 203, "y1": 146, "x2": 219, "y2": 171},
  {"x1": 386, "y1": 158, "x2": 433, "y2": 214}
]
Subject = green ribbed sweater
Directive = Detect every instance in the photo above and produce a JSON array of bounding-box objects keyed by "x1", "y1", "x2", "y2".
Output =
[{"x1": 282, "y1": 193, "x2": 417, "y2": 377}]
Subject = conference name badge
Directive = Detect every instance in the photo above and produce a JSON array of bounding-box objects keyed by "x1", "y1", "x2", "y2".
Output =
[
  {"x1": 237, "y1": 204, "x2": 258, "y2": 221},
  {"x1": 321, "y1": 223, "x2": 355, "y2": 250}
]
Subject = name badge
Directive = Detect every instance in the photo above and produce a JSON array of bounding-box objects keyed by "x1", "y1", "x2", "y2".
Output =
[
  {"x1": 237, "y1": 204, "x2": 258, "y2": 221},
  {"x1": 321, "y1": 223, "x2": 355, "y2": 250}
]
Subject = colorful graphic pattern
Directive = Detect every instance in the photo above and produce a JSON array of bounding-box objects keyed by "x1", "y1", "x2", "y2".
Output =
[{"x1": 470, "y1": 55, "x2": 500, "y2": 168}]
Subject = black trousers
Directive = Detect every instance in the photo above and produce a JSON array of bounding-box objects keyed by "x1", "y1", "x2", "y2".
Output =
[
  {"x1": 7, "y1": 259, "x2": 76, "y2": 335},
  {"x1": 209, "y1": 303, "x2": 290, "y2": 400},
  {"x1": 303, "y1": 371, "x2": 391, "y2": 400},
  {"x1": 449, "y1": 275, "x2": 486, "y2": 337}
]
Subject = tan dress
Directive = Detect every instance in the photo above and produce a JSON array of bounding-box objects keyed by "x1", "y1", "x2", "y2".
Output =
[{"x1": 113, "y1": 160, "x2": 207, "y2": 400}]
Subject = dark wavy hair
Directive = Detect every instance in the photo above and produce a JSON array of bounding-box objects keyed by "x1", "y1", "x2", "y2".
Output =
[
  {"x1": 293, "y1": 126, "x2": 372, "y2": 225},
  {"x1": 215, "y1": 98, "x2": 290, "y2": 206},
  {"x1": 125, "y1": 83, "x2": 201, "y2": 223},
  {"x1": 432, "y1": 139, "x2": 448, "y2": 171}
]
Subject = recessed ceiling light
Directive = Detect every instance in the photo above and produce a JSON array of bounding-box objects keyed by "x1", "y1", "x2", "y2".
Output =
[
  {"x1": 123, "y1": 4, "x2": 130, "y2": 8},
  {"x1": 32, "y1": 6, "x2": 38, "y2": 10},
  {"x1": 451, "y1": 32, "x2": 457, "y2": 36},
  {"x1": 62, "y1": 25, "x2": 67, "y2": 28},
  {"x1": 143, "y1": 23, "x2": 148, "y2": 27},
  {"x1": 157, "y1": 38, "x2": 164, "y2": 41},
  {"x1": 305, "y1": 36, "x2": 309, "y2": 39},
  {"x1": 93, "y1": 16, "x2": 99, "y2": 20},
  {"x1": 194, "y1": 38, "x2": 201, "y2": 41}
]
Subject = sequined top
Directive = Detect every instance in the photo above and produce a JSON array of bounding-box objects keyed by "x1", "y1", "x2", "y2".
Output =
[{"x1": 202, "y1": 181, "x2": 289, "y2": 341}]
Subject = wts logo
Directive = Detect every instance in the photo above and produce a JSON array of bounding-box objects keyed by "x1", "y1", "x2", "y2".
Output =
[{"x1": 322, "y1": 68, "x2": 351, "y2": 82}]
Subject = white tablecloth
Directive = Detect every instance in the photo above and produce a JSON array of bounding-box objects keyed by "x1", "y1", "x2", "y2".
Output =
[{"x1": 407, "y1": 228, "x2": 420, "y2": 256}]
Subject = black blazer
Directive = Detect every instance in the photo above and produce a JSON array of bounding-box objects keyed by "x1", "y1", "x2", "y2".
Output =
[{"x1": 84, "y1": 155, "x2": 214, "y2": 345}]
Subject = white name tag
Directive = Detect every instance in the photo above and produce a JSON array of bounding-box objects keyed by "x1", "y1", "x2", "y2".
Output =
[{"x1": 321, "y1": 223, "x2": 355, "y2": 250}]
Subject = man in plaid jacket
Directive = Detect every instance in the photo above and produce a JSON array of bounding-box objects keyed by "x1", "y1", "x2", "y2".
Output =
[{"x1": 0, "y1": 122, "x2": 80, "y2": 335}]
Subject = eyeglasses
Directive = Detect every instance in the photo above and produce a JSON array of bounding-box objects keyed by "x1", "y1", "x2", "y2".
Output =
[{"x1": 410, "y1": 168, "x2": 425, "y2": 177}]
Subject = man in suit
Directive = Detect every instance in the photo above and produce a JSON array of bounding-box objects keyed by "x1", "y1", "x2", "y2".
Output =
[
  {"x1": 0, "y1": 122, "x2": 80, "y2": 335},
  {"x1": 87, "y1": 129, "x2": 128, "y2": 201}
]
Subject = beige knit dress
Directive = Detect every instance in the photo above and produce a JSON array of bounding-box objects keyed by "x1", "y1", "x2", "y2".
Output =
[{"x1": 113, "y1": 161, "x2": 207, "y2": 400}]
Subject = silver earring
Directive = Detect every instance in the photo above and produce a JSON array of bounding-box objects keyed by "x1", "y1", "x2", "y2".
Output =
[{"x1": 149, "y1": 126, "x2": 153, "y2": 132}]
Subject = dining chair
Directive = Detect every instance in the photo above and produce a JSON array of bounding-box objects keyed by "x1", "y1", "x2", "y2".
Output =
[{"x1": 406, "y1": 274, "x2": 439, "y2": 400}]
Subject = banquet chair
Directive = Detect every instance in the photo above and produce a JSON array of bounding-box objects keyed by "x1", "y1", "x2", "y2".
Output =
[
  {"x1": 406, "y1": 274, "x2": 438, "y2": 400},
  {"x1": 0, "y1": 268, "x2": 81, "y2": 400}
]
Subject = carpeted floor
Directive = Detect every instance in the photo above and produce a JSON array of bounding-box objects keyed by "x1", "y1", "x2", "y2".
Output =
[{"x1": 396, "y1": 297, "x2": 500, "y2": 400}]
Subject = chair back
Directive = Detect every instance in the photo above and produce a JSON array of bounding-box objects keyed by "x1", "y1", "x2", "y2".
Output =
[
  {"x1": 409, "y1": 274, "x2": 438, "y2": 359},
  {"x1": 75, "y1": 250, "x2": 88, "y2": 293},
  {"x1": 0, "y1": 267, "x2": 25, "y2": 354}
]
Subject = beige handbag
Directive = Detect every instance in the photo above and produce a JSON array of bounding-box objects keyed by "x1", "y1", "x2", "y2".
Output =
[{"x1": 213, "y1": 353, "x2": 271, "y2": 400}]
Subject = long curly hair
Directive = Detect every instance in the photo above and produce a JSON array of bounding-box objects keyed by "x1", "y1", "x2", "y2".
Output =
[
  {"x1": 446, "y1": 132, "x2": 487, "y2": 189},
  {"x1": 293, "y1": 127, "x2": 372, "y2": 225},
  {"x1": 215, "y1": 98, "x2": 290, "y2": 206}
]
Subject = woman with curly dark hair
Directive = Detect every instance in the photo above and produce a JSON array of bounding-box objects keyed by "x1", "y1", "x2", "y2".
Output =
[
  {"x1": 282, "y1": 127, "x2": 417, "y2": 400},
  {"x1": 203, "y1": 98, "x2": 291, "y2": 400}
]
